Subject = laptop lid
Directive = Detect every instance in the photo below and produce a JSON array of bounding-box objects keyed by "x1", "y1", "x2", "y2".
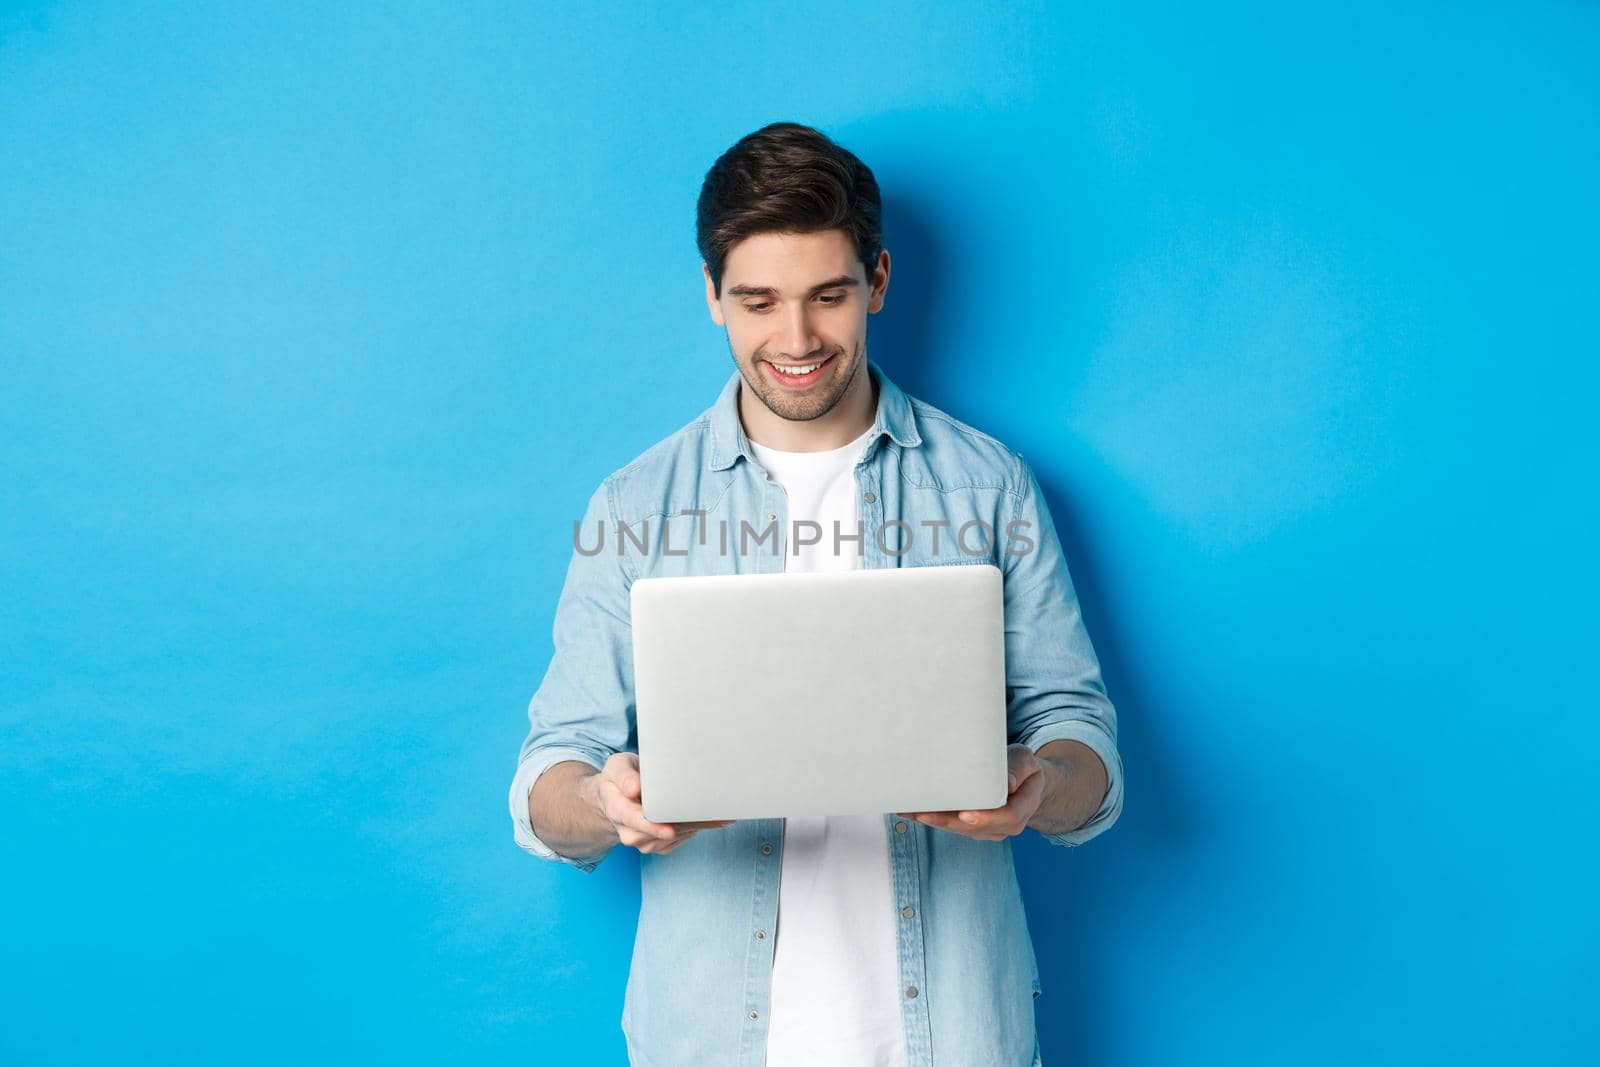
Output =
[{"x1": 630, "y1": 562, "x2": 1009, "y2": 822}]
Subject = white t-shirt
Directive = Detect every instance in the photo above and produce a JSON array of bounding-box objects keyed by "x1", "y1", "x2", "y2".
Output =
[{"x1": 748, "y1": 425, "x2": 909, "y2": 1067}]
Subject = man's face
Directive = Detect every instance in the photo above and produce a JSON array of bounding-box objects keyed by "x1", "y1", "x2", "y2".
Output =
[{"x1": 704, "y1": 228, "x2": 888, "y2": 423}]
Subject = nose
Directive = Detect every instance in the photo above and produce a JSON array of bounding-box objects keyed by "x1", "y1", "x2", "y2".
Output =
[{"x1": 777, "y1": 302, "x2": 823, "y2": 361}]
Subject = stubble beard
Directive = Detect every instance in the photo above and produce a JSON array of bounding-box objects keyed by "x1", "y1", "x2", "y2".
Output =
[{"x1": 738, "y1": 340, "x2": 864, "y2": 423}]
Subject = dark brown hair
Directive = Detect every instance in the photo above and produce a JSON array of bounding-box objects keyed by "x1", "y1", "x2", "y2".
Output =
[{"x1": 696, "y1": 122, "x2": 883, "y2": 299}]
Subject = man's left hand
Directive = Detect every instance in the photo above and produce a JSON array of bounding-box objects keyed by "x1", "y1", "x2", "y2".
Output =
[{"x1": 897, "y1": 744, "x2": 1044, "y2": 841}]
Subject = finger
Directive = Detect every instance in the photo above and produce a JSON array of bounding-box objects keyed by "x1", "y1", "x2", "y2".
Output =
[
  {"x1": 1007, "y1": 745, "x2": 1043, "y2": 787},
  {"x1": 604, "y1": 753, "x2": 644, "y2": 798},
  {"x1": 600, "y1": 763, "x2": 643, "y2": 803},
  {"x1": 913, "y1": 805, "x2": 1010, "y2": 838},
  {"x1": 621, "y1": 811, "x2": 679, "y2": 840},
  {"x1": 599, "y1": 781, "x2": 679, "y2": 840},
  {"x1": 655, "y1": 830, "x2": 699, "y2": 854},
  {"x1": 605, "y1": 753, "x2": 641, "y2": 785},
  {"x1": 620, "y1": 822, "x2": 683, "y2": 851},
  {"x1": 963, "y1": 782, "x2": 1035, "y2": 831},
  {"x1": 648, "y1": 829, "x2": 698, "y2": 854},
  {"x1": 970, "y1": 816, "x2": 1023, "y2": 838},
  {"x1": 928, "y1": 814, "x2": 1002, "y2": 838}
]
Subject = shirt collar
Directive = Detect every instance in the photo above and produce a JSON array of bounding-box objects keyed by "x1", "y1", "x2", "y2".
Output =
[{"x1": 705, "y1": 357, "x2": 923, "y2": 472}]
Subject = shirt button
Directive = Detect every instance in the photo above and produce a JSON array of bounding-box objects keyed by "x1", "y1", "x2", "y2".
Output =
[
  {"x1": 755, "y1": 929, "x2": 766, "y2": 940},
  {"x1": 905, "y1": 985, "x2": 918, "y2": 999},
  {"x1": 895, "y1": 820, "x2": 908, "y2": 833},
  {"x1": 863, "y1": 491, "x2": 876, "y2": 503},
  {"x1": 902, "y1": 906, "x2": 914, "y2": 918},
  {"x1": 766, "y1": 511, "x2": 776, "y2": 521},
  {"x1": 761, "y1": 842, "x2": 774, "y2": 855},
  {"x1": 749, "y1": 1009, "x2": 760, "y2": 1020}
]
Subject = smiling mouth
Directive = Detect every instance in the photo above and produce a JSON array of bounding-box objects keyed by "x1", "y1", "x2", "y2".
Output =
[{"x1": 763, "y1": 353, "x2": 836, "y2": 388}]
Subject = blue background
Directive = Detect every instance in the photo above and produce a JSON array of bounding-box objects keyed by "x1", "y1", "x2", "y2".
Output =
[{"x1": 3, "y1": 2, "x2": 1595, "y2": 1064}]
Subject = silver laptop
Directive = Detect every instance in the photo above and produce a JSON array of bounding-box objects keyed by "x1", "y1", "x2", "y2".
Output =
[{"x1": 629, "y1": 562, "x2": 1009, "y2": 823}]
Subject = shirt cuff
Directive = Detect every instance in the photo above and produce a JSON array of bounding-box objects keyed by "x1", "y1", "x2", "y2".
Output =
[
  {"x1": 1020, "y1": 719, "x2": 1124, "y2": 848},
  {"x1": 509, "y1": 746, "x2": 610, "y2": 872}
]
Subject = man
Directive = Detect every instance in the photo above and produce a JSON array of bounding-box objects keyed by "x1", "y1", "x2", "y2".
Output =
[{"x1": 508, "y1": 121, "x2": 1124, "y2": 1067}]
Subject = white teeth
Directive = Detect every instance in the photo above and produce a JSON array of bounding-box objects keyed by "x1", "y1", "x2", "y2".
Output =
[{"x1": 774, "y1": 361, "x2": 822, "y2": 375}]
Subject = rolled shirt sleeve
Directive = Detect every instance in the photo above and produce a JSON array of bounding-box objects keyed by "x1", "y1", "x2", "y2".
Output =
[
  {"x1": 1000, "y1": 453, "x2": 1125, "y2": 848},
  {"x1": 508, "y1": 478, "x2": 637, "y2": 871}
]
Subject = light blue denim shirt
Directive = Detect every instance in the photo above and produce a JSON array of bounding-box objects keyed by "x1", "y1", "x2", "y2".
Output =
[{"x1": 509, "y1": 359, "x2": 1124, "y2": 1067}]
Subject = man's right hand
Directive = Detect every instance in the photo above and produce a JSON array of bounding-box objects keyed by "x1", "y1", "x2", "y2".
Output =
[{"x1": 585, "y1": 752, "x2": 735, "y2": 855}]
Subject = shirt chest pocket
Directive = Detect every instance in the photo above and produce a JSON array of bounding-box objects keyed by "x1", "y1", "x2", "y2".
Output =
[{"x1": 892, "y1": 479, "x2": 1013, "y2": 564}]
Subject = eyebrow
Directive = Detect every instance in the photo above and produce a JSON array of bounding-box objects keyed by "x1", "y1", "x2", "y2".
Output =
[{"x1": 726, "y1": 275, "x2": 861, "y2": 299}]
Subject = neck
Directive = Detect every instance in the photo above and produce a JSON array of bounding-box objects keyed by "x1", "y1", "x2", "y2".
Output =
[{"x1": 739, "y1": 361, "x2": 877, "y2": 452}]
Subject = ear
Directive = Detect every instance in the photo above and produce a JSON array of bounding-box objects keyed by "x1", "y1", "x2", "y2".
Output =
[
  {"x1": 867, "y1": 249, "x2": 890, "y2": 314},
  {"x1": 703, "y1": 263, "x2": 726, "y2": 326}
]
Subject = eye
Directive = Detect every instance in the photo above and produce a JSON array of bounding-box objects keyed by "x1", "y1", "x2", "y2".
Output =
[{"x1": 741, "y1": 294, "x2": 844, "y2": 313}]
